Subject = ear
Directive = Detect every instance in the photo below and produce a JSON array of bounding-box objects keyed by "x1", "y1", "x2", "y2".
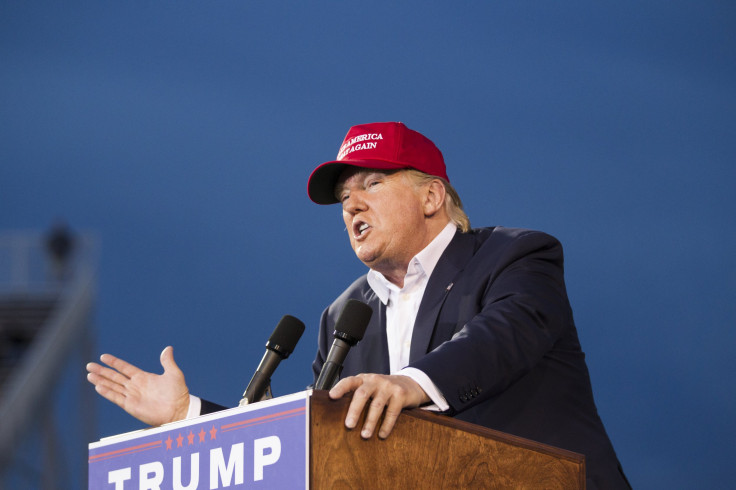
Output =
[{"x1": 422, "y1": 179, "x2": 447, "y2": 217}]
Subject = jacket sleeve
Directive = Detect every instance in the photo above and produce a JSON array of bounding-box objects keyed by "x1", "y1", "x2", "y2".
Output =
[{"x1": 200, "y1": 399, "x2": 227, "y2": 415}]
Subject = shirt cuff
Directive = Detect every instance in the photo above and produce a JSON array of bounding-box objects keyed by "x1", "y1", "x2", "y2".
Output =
[
  {"x1": 185, "y1": 394, "x2": 201, "y2": 419},
  {"x1": 397, "y1": 367, "x2": 450, "y2": 412}
]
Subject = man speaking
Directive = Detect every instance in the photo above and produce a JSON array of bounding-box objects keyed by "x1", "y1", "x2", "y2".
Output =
[{"x1": 87, "y1": 122, "x2": 630, "y2": 489}]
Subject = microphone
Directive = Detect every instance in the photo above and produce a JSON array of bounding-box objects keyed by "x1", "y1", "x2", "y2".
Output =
[
  {"x1": 314, "y1": 299, "x2": 373, "y2": 390},
  {"x1": 239, "y1": 315, "x2": 305, "y2": 406}
]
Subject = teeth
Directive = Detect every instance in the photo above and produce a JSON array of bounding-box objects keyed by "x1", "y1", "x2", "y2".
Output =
[{"x1": 358, "y1": 223, "x2": 369, "y2": 235}]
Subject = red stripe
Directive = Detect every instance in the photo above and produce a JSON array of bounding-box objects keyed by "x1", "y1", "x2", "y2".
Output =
[
  {"x1": 89, "y1": 440, "x2": 162, "y2": 463},
  {"x1": 221, "y1": 411, "x2": 305, "y2": 433},
  {"x1": 221, "y1": 406, "x2": 305, "y2": 432}
]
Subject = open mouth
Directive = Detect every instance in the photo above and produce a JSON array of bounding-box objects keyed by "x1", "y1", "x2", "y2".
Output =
[{"x1": 353, "y1": 221, "x2": 371, "y2": 238}]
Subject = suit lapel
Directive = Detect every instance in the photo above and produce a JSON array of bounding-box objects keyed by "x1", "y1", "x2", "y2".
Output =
[
  {"x1": 362, "y1": 298, "x2": 390, "y2": 374},
  {"x1": 344, "y1": 289, "x2": 391, "y2": 376},
  {"x1": 409, "y1": 230, "x2": 477, "y2": 363}
]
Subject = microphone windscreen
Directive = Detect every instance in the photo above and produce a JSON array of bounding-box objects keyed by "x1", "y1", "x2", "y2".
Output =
[
  {"x1": 334, "y1": 299, "x2": 372, "y2": 342},
  {"x1": 266, "y1": 315, "x2": 306, "y2": 357}
]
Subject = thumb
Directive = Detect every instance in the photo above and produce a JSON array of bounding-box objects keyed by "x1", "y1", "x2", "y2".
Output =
[{"x1": 160, "y1": 346, "x2": 181, "y2": 374}]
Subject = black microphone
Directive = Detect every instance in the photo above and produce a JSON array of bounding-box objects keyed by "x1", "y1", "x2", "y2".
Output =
[
  {"x1": 314, "y1": 299, "x2": 373, "y2": 390},
  {"x1": 239, "y1": 315, "x2": 305, "y2": 406}
]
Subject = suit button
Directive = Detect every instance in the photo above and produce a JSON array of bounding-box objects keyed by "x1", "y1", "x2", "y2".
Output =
[{"x1": 459, "y1": 395, "x2": 467, "y2": 402}]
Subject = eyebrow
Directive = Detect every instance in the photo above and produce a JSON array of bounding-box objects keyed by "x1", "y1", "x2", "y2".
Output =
[
  {"x1": 334, "y1": 177, "x2": 355, "y2": 201},
  {"x1": 335, "y1": 170, "x2": 396, "y2": 200},
  {"x1": 334, "y1": 170, "x2": 368, "y2": 199}
]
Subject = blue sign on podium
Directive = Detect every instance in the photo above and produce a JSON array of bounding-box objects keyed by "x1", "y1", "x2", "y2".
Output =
[{"x1": 88, "y1": 391, "x2": 310, "y2": 489}]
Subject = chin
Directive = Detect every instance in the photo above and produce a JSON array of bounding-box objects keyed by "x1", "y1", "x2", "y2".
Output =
[
  {"x1": 356, "y1": 255, "x2": 376, "y2": 267},
  {"x1": 355, "y1": 250, "x2": 378, "y2": 268}
]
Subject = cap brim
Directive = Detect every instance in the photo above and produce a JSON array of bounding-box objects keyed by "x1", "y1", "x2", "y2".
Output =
[{"x1": 307, "y1": 159, "x2": 410, "y2": 205}]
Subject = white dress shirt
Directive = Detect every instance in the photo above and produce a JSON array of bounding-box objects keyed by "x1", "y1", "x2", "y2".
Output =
[{"x1": 365, "y1": 222, "x2": 456, "y2": 411}]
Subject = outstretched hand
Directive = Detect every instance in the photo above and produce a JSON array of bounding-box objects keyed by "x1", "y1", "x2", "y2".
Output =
[
  {"x1": 86, "y1": 346, "x2": 190, "y2": 427},
  {"x1": 328, "y1": 373, "x2": 430, "y2": 439}
]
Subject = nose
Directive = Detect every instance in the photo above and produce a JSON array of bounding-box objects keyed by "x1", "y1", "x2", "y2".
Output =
[{"x1": 342, "y1": 190, "x2": 367, "y2": 215}]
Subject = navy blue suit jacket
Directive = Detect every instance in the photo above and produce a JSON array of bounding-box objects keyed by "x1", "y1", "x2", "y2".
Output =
[{"x1": 311, "y1": 227, "x2": 630, "y2": 489}]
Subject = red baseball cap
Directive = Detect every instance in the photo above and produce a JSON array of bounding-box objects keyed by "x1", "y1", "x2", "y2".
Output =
[{"x1": 307, "y1": 122, "x2": 449, "y2": 204}]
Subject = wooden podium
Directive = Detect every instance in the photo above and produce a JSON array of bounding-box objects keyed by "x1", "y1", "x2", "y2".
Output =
[
  {"x1": 89, "y1": 390, "x2": 584, "y2": 489},
  {"x1": 310, "y1": 390, "x2": 584, "y2": 489}
]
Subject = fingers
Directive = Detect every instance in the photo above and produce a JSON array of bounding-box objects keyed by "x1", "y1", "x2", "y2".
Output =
[
  {"x1": 86, "y1": 371, "x2": 127, "y2": 407},
  {"x1": 355, "y1": 388, "x2": 387, "y2": 438},
  {"x1": 85, "y1": 352, "x2": 147, "y2": 411},
  {"x1": 352, "y1": 375, "x2": 401, "y2": 439},
  {"x1": 330, "y1": 374, "x2": 427, "y2": 440},
  {"x1": 99, "y1": 353, "x2": 142, "y2": 379},
  {"x1": 329, "y1": 375, "x2": 363, "y2": 399},
  {"x1": 86, "y1": 361, "x2": 132, "y2": 388},
  {"x1": 343, "y1": 377, "x2": 371, "y2": 432},
  {"x1": 86, "y1": 361, "x2": 133, "y2": 404},
  {"x1": 328, "y1": 376, "x2": 366, "y2": 430},
  {"x1": 377, "y1": 396, "x2": 405, "y2": 439}
]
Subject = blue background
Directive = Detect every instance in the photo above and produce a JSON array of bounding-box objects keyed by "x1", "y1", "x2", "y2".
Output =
[{"x1": 2, "y1": 1, "x2": 734, "y2": 487}]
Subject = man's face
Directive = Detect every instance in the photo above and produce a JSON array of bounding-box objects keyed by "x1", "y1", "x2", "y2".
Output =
[{"x1": 336, "y1": 168, "x2": 431, "y2": 282}]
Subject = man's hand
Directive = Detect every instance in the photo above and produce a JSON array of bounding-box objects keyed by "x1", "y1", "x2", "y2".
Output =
[
  {"x1": 86, "y1": 346, "x2": 190, "y2": 427},
  {"x1": 328, "y1": 373, "x2": 430, "y2": 439}
]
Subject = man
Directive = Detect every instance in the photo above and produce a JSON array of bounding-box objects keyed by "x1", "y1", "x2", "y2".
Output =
[{"x1": 87, "y1": 122, "x2": 630, "y2": 488}]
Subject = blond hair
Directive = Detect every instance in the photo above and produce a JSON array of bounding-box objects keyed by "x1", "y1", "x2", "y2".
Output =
[{"x1": 403, "y1": 169, "x2": 471, "y2": 232}]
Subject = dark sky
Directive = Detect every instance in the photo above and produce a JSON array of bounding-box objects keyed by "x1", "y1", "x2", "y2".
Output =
[{"x1": 2, "y1": 1, "x2": 735, "y2": 487}]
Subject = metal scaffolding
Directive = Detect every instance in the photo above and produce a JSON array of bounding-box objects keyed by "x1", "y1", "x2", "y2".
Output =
[{"x1": 0, "y1": 227, "x2": 98, "y2": 489}]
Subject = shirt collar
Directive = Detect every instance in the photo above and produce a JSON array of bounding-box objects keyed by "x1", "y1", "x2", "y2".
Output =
[{"x1": 367, "y1": 222, "x2": 458, "y2": 305}]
